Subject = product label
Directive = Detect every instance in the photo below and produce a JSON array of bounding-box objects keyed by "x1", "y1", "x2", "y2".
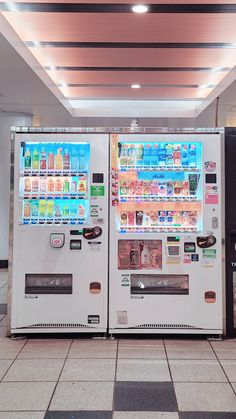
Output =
[
  {"x1": 91, "y1": 186, "x2": 105, "y2": 196},
  {"x1": 183, "y1": 254, "x2": 191, "y2": 264},
  {"x1": 121, "y1": 275, "x2": 130, "y2": 287},
  {"x1": 191, "y1": 254, "x2": 199, "y2": 262},
  {"x1": 205, "y1": 161, "x2": 216, "y2": 172},
  {"x1": 203, "y1": 249, "x2": 216, "y2": 259},
  {"x1": 138, "y1": 171, "x2": 185, "y2": 181}
]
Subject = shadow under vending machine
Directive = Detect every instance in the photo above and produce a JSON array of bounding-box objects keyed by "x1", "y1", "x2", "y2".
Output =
[
  {"x1": 109, "y1": 132, "x2": 223, "y2": 334},
  {"x1": 9, "y1": 129, "x2": 109, "y2": 334}
]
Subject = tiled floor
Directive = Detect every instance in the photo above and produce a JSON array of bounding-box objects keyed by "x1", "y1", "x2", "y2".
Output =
[{"x1": 1, "y1": 270, "x2": 236, "y2": 418}]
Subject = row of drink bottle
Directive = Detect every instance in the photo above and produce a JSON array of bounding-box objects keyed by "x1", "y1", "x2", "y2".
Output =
[
  {"x1": 120, "y1": 179, "x2": 193, "y2": 197},
  {"x1": 119, "y1": 143, "x2": 198, "y2": 167},
  {"x1": 23, "y1": 200, "x2": 86, "y2": 219},
  {"x1": 23, "y1": 177, "x2": 87, "y2": 194},
  {"x1": 120, "y1": 210, "x2": 197, "y2": 227},
  {"x1": 24, "y1": 147, "x2": 87, "y2": 171}
]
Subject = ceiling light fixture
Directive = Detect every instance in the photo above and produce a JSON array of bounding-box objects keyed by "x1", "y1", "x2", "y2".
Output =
[
  {"x1": 131, "y1": 83, "x2": 141, "y2": 89},
  {"x1": 59, "y1": 82, "x2": 68, "y2": 88},
  {"x1": 132, "y1": 4, "x2": 149, "y2": 14}
]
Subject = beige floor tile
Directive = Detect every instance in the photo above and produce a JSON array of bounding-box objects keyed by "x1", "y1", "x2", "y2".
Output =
[
  {"x1": 231, "y1": 382, "x2": 236, "y2": 392},
  {"x1": 113, "y1": 413, "x2": 179, "y2": 419},
  {"x1": 0, "y1": 413, "x2": 45, "y2": 419},
  {"x1": 0, "y1": 360, "x2": 12, "y2": 380},
  {"x1": 175, "y1": 382, "x2": 236, "y2": 411},
  {"x1": 170, "y1": 359, "x2": 227, "y2": 382},
  {"x1": 3, "y1": 358, "x2": 64, "y2": 381},
  {"x1": 165, "y1": 339, "x2": 211, "y2": 348},
  {"x1": 211, "y1": 340, "x2": 236, "y2": 348},
  {"x1": 49, "y1": 381, "x2": 114, "y2": 411},
  {"x1": 221, "y1": 360, "x2": 236, "y2": 381},
  {"x1": 0, "y1": 328, "x2": 7, "y2": 338},
  {"x1": 166, "y1": 347, "x2": 216, "y2": 360},
  {"x1": 60, "y1": 358, "x2": 116, "y2": 381},
  {"x1": 118, "y1": 341, "x2": 166, "y2": 359},
  {"x1": 18, "y1": 339, "x2": 72, "y2": 359},
  {"x1": 0, "y1": 382, "x2": 56, "y2": 411},
  {"x1": 0, "y1": 316, "x2": 7, "y2": 326},
  {"x1": 0, "y1": 339, "x2": 26, "y2": 359},
  {"x1": 116, "y1": 359, "x2": 170, "y2": 381},
  {"x1": 68, "y1": 339, "x2": 117, "y2": 359}
]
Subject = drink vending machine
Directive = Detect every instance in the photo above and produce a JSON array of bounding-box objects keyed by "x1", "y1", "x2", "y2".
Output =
[
  {"x1": 109, "y1": 133, "x2": 223, "y2": 334},
  {"x1": 9, "y1": 130, "x2": 109, "y2": 334}
]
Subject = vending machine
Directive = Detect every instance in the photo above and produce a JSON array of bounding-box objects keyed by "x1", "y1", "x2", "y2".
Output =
[
  {"x1": 9, "y1": 129, "x2": 109, "y2": 334},
  {"x1": 109, "y1": 132, "x2": 223, "y2": 334}
]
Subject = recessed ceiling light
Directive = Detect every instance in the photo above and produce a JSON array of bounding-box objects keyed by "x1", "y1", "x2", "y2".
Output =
[
  {"x1": 59, "y1": 82, "x2": 68, "y2": 88},
  {"x1": 131, "y1": 83, "x2": 141, "y2": 89},
  {"x1": 132, "y1": 5, "x2": 149, "y2": 14}
]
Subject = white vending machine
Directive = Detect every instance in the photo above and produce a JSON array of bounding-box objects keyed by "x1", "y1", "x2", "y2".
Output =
[
  {"x1": 109, "y1": 132, "x2": 223, "y2": 334},
  {"x1": 9, "y1": 129, "x2": 109, "y2": 334}
]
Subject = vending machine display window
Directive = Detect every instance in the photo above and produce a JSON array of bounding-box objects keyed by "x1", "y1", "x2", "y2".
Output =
[
  {"x1": 113, "y1": 141, "x2": 202, "y2": 234},
  {"x1": 118, "y1": 239, "x2": 162, "y2": 270},
  {"x1": 130, "y1": 274, "x2": 189, "y2": 295},
  {"x1": 19, "y1": 142, "x2": 90, "y2": 225},
  {"x1": 25, "y1": 274, "x2": 72, "y2": 294}
]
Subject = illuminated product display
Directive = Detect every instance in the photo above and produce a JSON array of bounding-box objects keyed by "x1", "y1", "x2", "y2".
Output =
[
  {"x1": 20, "y1": 142, "x2": 90, "y2": 225},
  {"x1": 109, "y1": 133, "x2": 223, "y2": 334},
  {"x1": 115, "y1": 141, "x2": 202, "y2": 233}
]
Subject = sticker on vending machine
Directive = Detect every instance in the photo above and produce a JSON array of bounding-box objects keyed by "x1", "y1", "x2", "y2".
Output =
[
  {"x1": 183, "y1": 254, "x2": 191, "y2": 264},
  {"x1": 205, "y1": 161, "x2": 216, "y2": 172}
]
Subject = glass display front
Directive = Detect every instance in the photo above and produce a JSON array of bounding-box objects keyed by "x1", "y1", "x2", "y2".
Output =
[
  {"x1": 19, "y1": 142, "x2": 90, "y2": 225},
  {"x1": 131, "y1": 274, "x2": 189, "y2": 295},
  {"x1": 112, "y1": 141, "x2": 202, "y2": 233},
  {"x1": 118, "y1": 239, "x2": 162, "y2": 270}
]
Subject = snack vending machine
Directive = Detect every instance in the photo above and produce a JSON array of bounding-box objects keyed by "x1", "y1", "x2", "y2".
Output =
[
  {"x1": 9, "y1": 130, "x2": 109, "y2": 334},
  {"x1": 109, "y1": 133, "x2": 223, "y2": 334}
]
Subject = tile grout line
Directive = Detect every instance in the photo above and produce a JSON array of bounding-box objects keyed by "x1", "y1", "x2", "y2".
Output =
[
  {"x1": 208, "y1": 341, "x2": 236, "y2": 397},
  {"x1": 1, "y1": 337, "x2": 29, "y2": 383},
  {"x1": 44, "y1": 338, "x2": 74, "y2": 417},
  {"x1": 111, "y1": 338, "x2": 119, "y2": 418},
  {"x1": 163, "y1": 339, "x2": 180, "y2": 415}
]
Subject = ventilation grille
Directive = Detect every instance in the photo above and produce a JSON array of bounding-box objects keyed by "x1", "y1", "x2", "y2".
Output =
[
  {"x1": 132, "y1": 324, "x2": 201, "y2": 329},
  {"x1": 19, "y1": 323, "x2": 95, "y2": 329}
]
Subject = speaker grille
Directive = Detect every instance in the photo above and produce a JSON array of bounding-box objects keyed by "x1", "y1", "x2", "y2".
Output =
[
  {"x1": 133, "y1": 323, "x2": 201, "y2": 329},
  {"x1": 19, "y1": 323, "x2": 95, "y2": 329}
]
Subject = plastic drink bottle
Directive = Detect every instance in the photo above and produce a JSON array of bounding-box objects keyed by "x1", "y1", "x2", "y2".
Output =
[
  {"x1": 63, "y1": 205, "x2": 70, "y2": 216},
  {"x1": 47, "y1": 201, "x2": 54, "y2": 218},
  {"x1": 55, "y1": 149, "x2": 63, "y2": 170},
  {"x1": 31, "y1": 178, "x2": 39, "y2": 193},
  {"x1": 24, "y1": 201, "x2": 31, "y2": 217},
  {"x1": 47, "y1": 178, "x2": 54, "y2": 193},
  {"x1": 143, "y1": 144, "x2": 151, "y2": 166},
  {"x1": 24, "y1": 178, "x2": 31, "y2": 192},
  {"x1": 32, "y1": 148, "x2": 39, "y2": 170},
  {"x1": 40, "y1": 148, "x2": 47, "y2": 170},
  {"x1": 130, "y1": 245, "x2": 140, "y2": 269},
  {"x1": 24, "y1": 148, "x2": 31, "y2": 169},
  {"x1": 181, "y1": 144, "x2": 189, "y2": 167},
  {"x1": 151, "y1": 144, "x2": 159, "y2": 166},
  {"x1": 71, "y1": 148, "x2": 79, "y2": 171},
  {"x1": 63, "y1": 149, "x2": 70, "y2": 170},
  {"x1": 141, "y1": 245, "x2": 150, "y2": 266},
  {"x1": 63, "y1": 178, "x2": 70, "y2": 193},
  {"x1": 40, "y1": 178, "x2": 47, "y2": 193},
  {"x1": 158, "y1": 144, "x2": 166, "y2": 166},
  {"x1": 48, "y1": 151, "x2": 54, "y2": 170},
  {"x1": 31, "y1": 201, "x2": 39, "y2": 217},
  {"x1": 189, "y1": 144, "x2": 197, "y2": 168},
  {"x1": 173, "y1": 144, "x2": 181, "y2": 165},
  {"x1": 39, "y1": 200, "x2": 46, "y2": 217},
  {"x1": 55, "y1": 205, "x2": 61, "y2": 217},
  {"x1": 78, "y1": 205, "x2": 85, "y2": 218},
  {"x1": 55, "y1": 178, "x2": 62, "y2": 192},
  {"x1": 71, "y1": 203, "x2": 78, "y2": 217},
  {"x1": 79, "y1": 149, "x2": 85, "y2": 171},
  {"x1": 165, "y1": 144, "x2": 174, "y2": 166}
]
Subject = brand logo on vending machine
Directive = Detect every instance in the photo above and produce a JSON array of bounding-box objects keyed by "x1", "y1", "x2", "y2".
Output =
[{"x1": 205, "y1": 161, "x2": 216, "y2": 172}]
